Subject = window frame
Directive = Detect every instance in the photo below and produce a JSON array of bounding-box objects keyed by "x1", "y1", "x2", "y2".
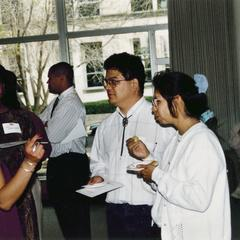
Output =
[{"x1": 0, "y1": 0, "x2": 169, "y2": 91}]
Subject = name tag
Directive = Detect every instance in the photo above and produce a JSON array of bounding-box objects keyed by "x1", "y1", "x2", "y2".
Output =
[{"x1": 2, "y1": 123, "x2": 22, "y2": 134}]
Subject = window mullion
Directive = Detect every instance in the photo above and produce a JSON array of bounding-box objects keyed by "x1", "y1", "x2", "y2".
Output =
[
  {"x1": 55, "y1": 0, "x2": 70, "y2": 62},
  {"x1": 148, "y1": 30, "x2": 157, "y2": 76}
]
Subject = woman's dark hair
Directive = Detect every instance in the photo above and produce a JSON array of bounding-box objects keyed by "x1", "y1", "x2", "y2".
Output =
[
  {"x1": 0, "y1": 65, "x2": 20, "y2": 109},
  {"x1": 152, "y1": 70, "x2": 208, "y2": 119},
  {"x1": 104, "y1": 52, "x2": 146, "y2": 96}
]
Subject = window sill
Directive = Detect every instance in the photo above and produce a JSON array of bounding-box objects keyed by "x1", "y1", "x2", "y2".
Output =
[{"x1": 83, "y1": 86, "x2": 105, "y2": 93}]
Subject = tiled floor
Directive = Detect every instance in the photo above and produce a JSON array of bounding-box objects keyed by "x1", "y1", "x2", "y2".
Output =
[
  {"x1": 42, "y1": 195, "x2": 108, "y2": 240},
  {"x1": 42, "y1": 196, "x2": 240, "y2": 240}
]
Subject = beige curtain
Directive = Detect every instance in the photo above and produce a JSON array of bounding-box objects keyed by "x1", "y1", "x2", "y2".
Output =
[{"x1": 168, "y1": 0, "x2": 239, "y2": 143}]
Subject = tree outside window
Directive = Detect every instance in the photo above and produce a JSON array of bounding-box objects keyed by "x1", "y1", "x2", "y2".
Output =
[
  {"x1": 0, "y1": 0, "x2": 57, "y2": 113},
  {"x1": 81, "y1": 42, "x2": 104, "y2": 87},
  {"x1": 66, "y1": 0, "x2": 100, "y2": 19},
  {"x1": 131, "y1": 0, "x2": 153, "y2": 12}
]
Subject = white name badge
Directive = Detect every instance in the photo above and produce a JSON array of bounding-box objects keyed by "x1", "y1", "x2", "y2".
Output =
[{"x1": 2, "y1": 123, "x2": 22, "y2": 134}]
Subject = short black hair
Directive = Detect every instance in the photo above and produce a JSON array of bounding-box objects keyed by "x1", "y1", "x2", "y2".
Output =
[
  {"x1": 104, "y1": 52, "x2": 146, "y2": 95},
  {"x1": 48, "y1": 62, "x2": 74, "y2": 86},
  {"x1": 153, "y1": 70, "x2": 208, "y2": 119},
  {"x1": 0, "y1": 65, "x2": 20, "y2": 109}
]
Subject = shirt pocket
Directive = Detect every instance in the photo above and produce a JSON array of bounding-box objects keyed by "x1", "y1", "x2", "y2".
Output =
[{"x1": 144, "y1": 141, "x2": 158, "y2": 154}]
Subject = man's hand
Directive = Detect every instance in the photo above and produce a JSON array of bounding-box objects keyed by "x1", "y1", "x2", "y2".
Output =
[
  {"x1": 138, "y1": 162, "x2": 157, "y2": 182},
  {"x1": 88, "y1": 176, "x2": 104, "y2": 185},
  {"x1": 126, "y1": 136, "x2": 150, "y2": 160}
]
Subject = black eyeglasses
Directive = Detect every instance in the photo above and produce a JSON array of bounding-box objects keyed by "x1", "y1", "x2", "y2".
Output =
[{"x1": 102, "y1": 78, "x2": 128, "y2": 88}]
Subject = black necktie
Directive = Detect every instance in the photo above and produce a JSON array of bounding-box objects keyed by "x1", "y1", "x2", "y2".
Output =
[
  {"x1": 50, "y1": 97, "x2": 59, "y2": 118},
  {"x1": 119, "y1": 113, "x2": 132, "y2": 156}
]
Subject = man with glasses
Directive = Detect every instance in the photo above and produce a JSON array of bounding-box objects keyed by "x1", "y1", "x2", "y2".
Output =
[{"x1": 88, "y1": 52, "x2": 174, "y2": 239}]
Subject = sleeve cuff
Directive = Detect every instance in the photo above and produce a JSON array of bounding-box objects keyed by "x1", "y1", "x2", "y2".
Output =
[
  {"x1": 152, "y1": 167, "x2": 165, "y2": 184},
  {"x1": 143, "y1": 152, "x2": 155, "y2": 161}
]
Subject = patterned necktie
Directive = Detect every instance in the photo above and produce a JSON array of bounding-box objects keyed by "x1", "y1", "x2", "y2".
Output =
[{"x1": 50, "y1": 97, "x2": 59, "y2": 118}]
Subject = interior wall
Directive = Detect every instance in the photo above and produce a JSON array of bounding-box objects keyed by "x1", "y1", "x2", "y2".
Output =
[
  {"x1": 168, "y1": 0, "x2": 240, "y2": 143},
  {"x1": 233, "y1": 0, "x2": 240, "y2": 115}
]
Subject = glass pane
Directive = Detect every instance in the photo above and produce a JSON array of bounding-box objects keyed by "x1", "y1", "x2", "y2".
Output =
[
  {"x1": 87, "y1": 74, "x2": 104, "y2": 87},
  {"x1": 65, "y1": 0, "x2": 168, "y2": 31},
  {"x1": 158, "y1": 0, "x2": 167, "y2": 9},
  {"x1": 69, "y1": 32, "x2": 152, "y2": 91},
  {"x1": 0, "y1": 41, "x2": 60, "y2": 113},
  {"x1": 0, "y1": 0, "x2": 57, "y2": 38},
  {"x1": 131, "y1": 0, "x2": 153, "y2": 12},
  {"x1": 155, "y1": 29, "x2": 169, "y2": 58},
  {"x1": 157, "y1": 64, "x2": 170, "y2": 72}
]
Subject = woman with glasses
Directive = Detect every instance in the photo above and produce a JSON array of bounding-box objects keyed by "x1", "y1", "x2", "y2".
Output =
[{"x1": 136, "y1": 71, "x2": 231, "y2": 240}]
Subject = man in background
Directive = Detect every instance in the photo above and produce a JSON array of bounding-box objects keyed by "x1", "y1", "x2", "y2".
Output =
[{"x1": 39, "y1": 62, "x2": 90, "y2": 239}]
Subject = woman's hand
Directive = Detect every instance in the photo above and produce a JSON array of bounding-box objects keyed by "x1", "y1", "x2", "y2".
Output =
[
  {"x1": 0, "y1": 135, "x2": 45, "y2": 210},
  {"x1": 24, "y1": 135, "x2": 45, "y2": 164},
  {"x1": 126, "y1": 136, "x2": 150, "y2": 160}
]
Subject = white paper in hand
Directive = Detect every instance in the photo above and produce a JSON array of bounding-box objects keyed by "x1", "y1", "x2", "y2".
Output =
[
  {"x1": 76, "y1": 181, "x2": 123, "y2": 198},
  {"x1": 82, "y1": 181, "x2": 107, "y2": 189}
]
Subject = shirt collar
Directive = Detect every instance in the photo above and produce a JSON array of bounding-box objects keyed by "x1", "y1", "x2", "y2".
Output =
[
  {"x1": 58, "y1": 86, "x2": 75, "y2": 100},
  {"x1": 117, "y1": 96, "x2": 145, "y2": 117}
]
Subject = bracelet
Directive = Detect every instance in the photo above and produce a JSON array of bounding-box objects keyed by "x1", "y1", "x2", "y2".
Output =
[
  {"x1": 21, "y1": 167, "x2": 34, "y2": 173},
  {"x1": 25, "y1": 160, "x2": 37, "y2": 167},
  {"x1": 21, "y1": 160, "x2": 36, "y2": 173}
]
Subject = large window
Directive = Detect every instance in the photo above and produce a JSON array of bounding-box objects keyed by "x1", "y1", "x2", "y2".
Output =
[
  {"x1": 65, "y1": 0, "x2": 166, "y2": 32},
  {"x1": 0, "y1": 41, "x2": 59, "y2": 113},
  {"x1": 0, "y1": 0, "x2": 169, "y2": 105},
  {"x1": 0, "y1": 0, "x2": 57, "y2": 37}
]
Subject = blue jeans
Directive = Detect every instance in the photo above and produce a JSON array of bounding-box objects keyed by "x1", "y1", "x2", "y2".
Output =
[{"x1": 106, "y1": 203, "x2": 160, "y2": 239}]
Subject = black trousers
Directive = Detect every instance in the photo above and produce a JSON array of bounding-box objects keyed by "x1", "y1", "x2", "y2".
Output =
[
  {"x1": 106, "y1": 203, "x2": 160, "y2": 240},
  {"x1": 47, "y1": 152, "x2": 91, "y2": 240}
]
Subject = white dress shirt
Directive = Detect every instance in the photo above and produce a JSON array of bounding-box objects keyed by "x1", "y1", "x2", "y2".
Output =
[
  {"x1": 151, "y1": 122, "x2": 231, "y2": 240},
  {"x1": 90, "y1": 97, "x2": 175, "y2": 205},
  {"x1": 39, "y1": 86, "x2": 86, "y2": 157}
]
